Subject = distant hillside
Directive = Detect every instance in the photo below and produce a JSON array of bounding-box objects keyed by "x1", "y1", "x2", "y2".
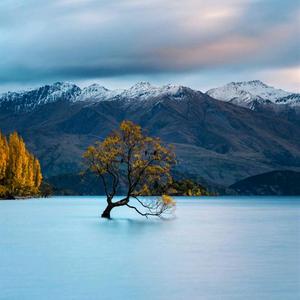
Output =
[{"x1": 230, "y1": 170, "x2": 300, "y2": 195}]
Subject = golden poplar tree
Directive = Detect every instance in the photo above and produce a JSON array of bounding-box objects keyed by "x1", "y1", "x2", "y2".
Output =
[
  {"x1": 33, "y1": 157, "x2": 42, "y2": 193},
  {"x1": 0, "y1": 133, "x2": 8, "y2": 180},
  {"x1": 0, "y1": 133, "x2": 9, "y2": 196},
  {"x1": 0, "y1": 131, "x2": 43, "y2": 198}
]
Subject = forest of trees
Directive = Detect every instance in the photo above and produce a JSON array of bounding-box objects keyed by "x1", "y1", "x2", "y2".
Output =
[{"x1": 0, "y1": 132, "x2": 42, "y2": 199}]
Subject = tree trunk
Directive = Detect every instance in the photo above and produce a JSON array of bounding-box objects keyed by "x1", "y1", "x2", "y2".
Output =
[
  {"x1": 101, "y1": 203, "x2": 114, "y2": 219},
  {"x1": 6, "y1": 193, "x2": 15, "y2": 200}
]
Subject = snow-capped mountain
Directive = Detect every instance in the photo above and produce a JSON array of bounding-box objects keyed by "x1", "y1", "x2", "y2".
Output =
[
  {"x1": 0, "y1": 82, "x2": 81, "y2": 112},
  {"x1": 0, "y1": 81, "x2": 193, "y2": 112},
  {"x1": 206, "y1": 80, "x2": 300, "y2": 109},
  {"x1": 76, "y1": 84, "x2": 121, "y2": 102},
  {"x1": 77, "y1": 81, "x2": 191, "y2": 102},
  {"x1": 118, "y1": 81, "x2": 188, "y2": 100}
]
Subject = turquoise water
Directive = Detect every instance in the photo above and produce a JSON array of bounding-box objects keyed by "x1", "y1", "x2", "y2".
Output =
[{"x1": 0, "y1": 196, "x2": 299, "y2": 300}]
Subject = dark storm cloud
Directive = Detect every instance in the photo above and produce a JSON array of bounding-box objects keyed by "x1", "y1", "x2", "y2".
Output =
[{"x1": 0, "y1": 0, "x2": 299, "y2": 89}]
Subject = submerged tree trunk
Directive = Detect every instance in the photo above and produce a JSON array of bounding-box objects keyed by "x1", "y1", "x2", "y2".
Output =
[
  {"x1": 101, "y1": 203, "x2": 114, "y2": 219},
  {"x1": 101, "y1": 197, "x2": 129, "y2": 219}
]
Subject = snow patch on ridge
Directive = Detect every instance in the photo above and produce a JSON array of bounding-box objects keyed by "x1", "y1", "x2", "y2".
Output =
[{"x1": 207, "y1": 80, "x2": 300, "y2": 109}]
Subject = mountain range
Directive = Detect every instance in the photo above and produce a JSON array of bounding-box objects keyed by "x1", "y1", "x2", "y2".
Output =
[
  {"x1": 0, "y1": 80, "x2": 299, "y2": 194},
  {"x1": 1, "y1": 80, "x2": 299, "y2": 112}
]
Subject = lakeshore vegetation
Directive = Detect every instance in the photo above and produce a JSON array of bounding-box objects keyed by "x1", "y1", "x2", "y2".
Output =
[{"x1": 0, "y1": 132, "x2": 42, "y2": 199}]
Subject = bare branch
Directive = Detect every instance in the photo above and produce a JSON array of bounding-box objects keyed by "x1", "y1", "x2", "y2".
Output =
[{"x1": 126, "y1": 203, "x2": 161, "y2": 218}]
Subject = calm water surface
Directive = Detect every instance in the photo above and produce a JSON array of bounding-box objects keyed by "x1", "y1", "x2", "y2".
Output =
[{"x1": 0, "y1": 196, "x2": 299, "y2": 300}]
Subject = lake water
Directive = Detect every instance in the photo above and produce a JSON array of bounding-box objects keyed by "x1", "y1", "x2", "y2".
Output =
[{"x1": 0, "y1": 196, "x2": 299, "y2": 300}]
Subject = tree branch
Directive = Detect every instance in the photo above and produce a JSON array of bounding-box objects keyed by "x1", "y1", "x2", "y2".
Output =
[
  {"x1": 126, "y1": 203, "x2": 163, "y2": 218},
  {"x1": 112, "y1": 196, "x2": 129, "y2": 207}
]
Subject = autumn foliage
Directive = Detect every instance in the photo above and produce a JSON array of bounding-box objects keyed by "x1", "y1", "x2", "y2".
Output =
[
  {"x1": 84, "y1": 120, "x2": 176, "y2": 218},
  {"x1": 0, "y1": 132, "x2": 42, "y2": 198}
]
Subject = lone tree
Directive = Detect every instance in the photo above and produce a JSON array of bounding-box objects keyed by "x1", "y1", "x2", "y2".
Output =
[{"x1": 83, "y1": 120, "x2": 176, "y2": 219}]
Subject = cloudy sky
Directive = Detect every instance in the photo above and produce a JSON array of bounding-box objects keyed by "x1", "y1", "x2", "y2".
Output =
[{"x1": 0, "y1": 0, "x2": 299, "y2": 92}]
